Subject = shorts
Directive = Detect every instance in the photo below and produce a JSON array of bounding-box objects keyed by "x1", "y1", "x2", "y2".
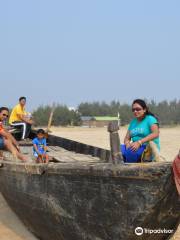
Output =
[
  {"x1": 0, "y1": 137, "x2": 4, "y2": 150},
  {"x1": 33, "y1": 151, "x2": 45, "y2": 158}
]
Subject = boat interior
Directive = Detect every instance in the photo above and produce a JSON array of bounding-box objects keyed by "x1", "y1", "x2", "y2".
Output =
[{"x1": 1, "y1": 138, "x2": 103, "y2": 164}]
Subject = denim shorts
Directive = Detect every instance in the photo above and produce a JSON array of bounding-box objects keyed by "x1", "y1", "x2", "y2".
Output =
[
  {"x1": 33, "y1": 151, "x2": 45, "y2": 158},
  {"x1": 0, "y1": 137, "x2": 4, "y2": 150}
]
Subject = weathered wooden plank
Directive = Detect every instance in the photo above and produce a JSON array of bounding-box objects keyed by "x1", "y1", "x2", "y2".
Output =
[
  {"x1": 0, "y1": 160, "x2": 179, "y2": 240},
  {"x1": 108, "y1": 121, "x2": 123, "y2": 164},
  {"x1": 48, "y1": 135, "x2": 111, "y2": 162}
]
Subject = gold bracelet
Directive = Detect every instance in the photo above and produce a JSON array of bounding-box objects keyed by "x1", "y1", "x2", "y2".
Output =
[{"x1": 138, "y1": 140, "x2": 142, "y2": 146}]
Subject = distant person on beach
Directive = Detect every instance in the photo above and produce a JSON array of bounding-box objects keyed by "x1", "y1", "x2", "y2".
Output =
[
  {"x1": 0, "y1": 107, "x2": 27, "y2": 161},
  {"x1": 9, "y1": 97, "x2": 34, "y2": 139},
  {"x1": 32, "y1": 129, "x2": 49, "y2": 163},
  {"x1": 122, "y1": 99, "x2": 160, "y2": 162}
]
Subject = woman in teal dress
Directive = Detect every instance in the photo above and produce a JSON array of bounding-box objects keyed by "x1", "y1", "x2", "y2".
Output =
[{"x1": 123, "y1": 99, "x2": 160, "y2": 162}]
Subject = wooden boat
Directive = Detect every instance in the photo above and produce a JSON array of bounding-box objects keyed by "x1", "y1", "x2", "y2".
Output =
[{"x1": 0, "y1": 133, "x2": 179, "y2": 240}]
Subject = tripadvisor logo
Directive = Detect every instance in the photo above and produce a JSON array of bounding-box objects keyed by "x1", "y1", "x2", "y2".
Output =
[
  {"x1": 135, "y1": 227, "x2": 143, "y2": 236},
  {"x1": 135, "y1": 227, "x2": 174, "y2": 236}
]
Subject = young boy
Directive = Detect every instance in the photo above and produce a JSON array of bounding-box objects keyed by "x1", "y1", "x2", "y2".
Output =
[{"x1": 32, "y1": 129, "x2": 48, "y2": 163}]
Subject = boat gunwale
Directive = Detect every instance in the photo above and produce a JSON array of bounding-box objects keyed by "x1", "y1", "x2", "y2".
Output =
[{"x1": 0, "y1": 160, "x2": 173, "y2": 180}]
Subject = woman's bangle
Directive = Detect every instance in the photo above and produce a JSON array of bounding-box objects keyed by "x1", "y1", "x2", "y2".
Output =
[{"x1": 138, "y1": 140, "x2": 142, "y2": 146}]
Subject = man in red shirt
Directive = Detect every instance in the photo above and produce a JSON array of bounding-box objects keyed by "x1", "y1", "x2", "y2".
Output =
[{"x1": 0, "y1": 107, "x2": 27, "y2": 161}]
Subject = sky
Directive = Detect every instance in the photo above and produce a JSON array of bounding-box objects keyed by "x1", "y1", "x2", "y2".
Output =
[{"x1": 0, "y1": 0, "x2": 180, "y2": 111}]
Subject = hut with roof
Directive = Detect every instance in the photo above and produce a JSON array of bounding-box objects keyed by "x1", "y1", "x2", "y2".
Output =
[{"x1": 80, "y1": 116, "x2": 119, "y2": 127}]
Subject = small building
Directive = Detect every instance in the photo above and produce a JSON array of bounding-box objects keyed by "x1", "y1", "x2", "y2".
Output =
[
  {"x1": 81, "y1": 116, "x2": 119, "y2": 127},
  {"x1": 80, "y1": 116, "x2": 95, "y2": 127}
]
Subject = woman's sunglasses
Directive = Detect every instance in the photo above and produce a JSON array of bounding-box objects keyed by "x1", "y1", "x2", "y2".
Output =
[
  {"x1": 132, "y1": 108, "x2": 143, "y2": 112},
  {"x1": 2, "y1": 114, "x2": 9, "y2": 117}
]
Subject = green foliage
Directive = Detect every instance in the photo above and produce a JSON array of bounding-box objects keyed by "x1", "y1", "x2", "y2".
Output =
[
  {"x1": 77, "y1": 99, "x2": 180, "y2": 126},
  {"x1": 32, "y1": 104, "x2": 81, "y2": 126},
  {"x1": 78, "y1": 101, "x2": 132, "y2": 125},
  {"x1": 32, "y1": 105, "x2": 51, "y2": 126},
  {"x1": 32, "y1": 99, "x2": 180, "y2": 126}
]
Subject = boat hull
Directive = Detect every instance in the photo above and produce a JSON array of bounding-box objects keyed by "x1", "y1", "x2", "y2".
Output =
[{"x1": 0, "y1": 161, "x2": 179, "y2": 240}]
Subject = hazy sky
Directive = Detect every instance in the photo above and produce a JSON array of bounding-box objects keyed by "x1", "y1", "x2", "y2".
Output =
[{"x1": 1, "y1": 0, "x2": 180, "y2": 111}]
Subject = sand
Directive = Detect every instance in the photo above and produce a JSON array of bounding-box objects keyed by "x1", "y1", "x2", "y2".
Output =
[
  {"x1": 0, "y1": 126, "x2": 179, "y2": 239},
  {"x1": 51, "y1": 126, "x2": 180, "y2": 161},
  {"x1": 0, "y1": 193, "x2": 37, "y2": 240}
]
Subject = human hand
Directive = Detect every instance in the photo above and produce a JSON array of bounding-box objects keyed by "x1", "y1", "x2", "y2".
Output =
[
  {"x1": 125, "y1": 141, "x2": 131, "y2": 149},
  {"x1": 129, "y1": 141, "x2": 141, "y2": 151},
  {"x1": 27, "y1": 119, "x2": 34, "y2": 125}
]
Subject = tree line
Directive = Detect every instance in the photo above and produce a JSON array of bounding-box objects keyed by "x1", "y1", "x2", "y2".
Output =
[{"x1": 32, "y1": 100, "x2": 180, "y2": 126}]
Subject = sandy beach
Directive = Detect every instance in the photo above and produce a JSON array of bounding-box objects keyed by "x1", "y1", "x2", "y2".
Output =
[
  {"x1": 0, "y1": 193, "x2": 37, "y2": 240},
  {"x1": 51, "y1": 126, "x2": 180, "y2": 161}
]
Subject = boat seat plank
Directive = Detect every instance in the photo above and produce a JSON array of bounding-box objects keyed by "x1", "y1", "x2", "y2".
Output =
[{"x1": 47, "y1": 146, "x2": 101, "y2": 163}]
